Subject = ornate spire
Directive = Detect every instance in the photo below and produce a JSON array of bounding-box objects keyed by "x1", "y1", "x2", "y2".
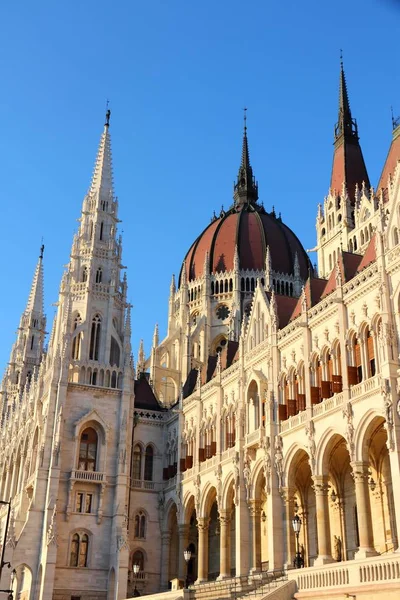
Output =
[
  {"x1": 170, "y1": 274, "x2": 176, "y2": 294},
  {"x1": 25, "y1": 244, "x2": 45, "y2": 316},
  {"x1": 233, "y1": 109, "x2": 258, "y2": 207},
  {"x1": 330, "y1": 56, "x2": 370, "y2": 201},
  {"x1": 334, "y1": 55, "x2": 357, "y2": 143},
  {"x1": 136, "y1": 340, "x2": 146, "y2": 378},
  {"x1": 152, "y1": 323, "x2": 159, "y2": 348},
  {"x1": 89, "y1": 108, "x2": 114, "y2": 203}
]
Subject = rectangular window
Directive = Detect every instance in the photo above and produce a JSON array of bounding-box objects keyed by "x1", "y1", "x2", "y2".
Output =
[
  {"x1": 71, "y1": 596, "x2": 81, "y2": 600},
  {"x1": 76, "y1": 493, "x2": 84, "y2": 513},
  {"x1": 85, "y1": 494, "x2": 92, "y2": 514},
  {"x1": 75, "y1": 492, "x2": 93, "y2": 514}
]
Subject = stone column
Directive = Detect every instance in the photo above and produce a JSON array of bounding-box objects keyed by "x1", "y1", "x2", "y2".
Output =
[
  {"x1": 281, "y1": 487, "x2": 296, "y2": 568},
  {"x1": 351, "y1": 462, "x2": 377, "y2": 558},
  {"x1": 312, "y1": 476, "x2": 334, "y2": 565},
  {"x1": 248, "y1": 500, "x2": 261, "y2": 573},
  {"x1": 178, "y1": 524, "x2": 189, "y2": 581},
  {"x1": 160, "y1": 531, "x2": 171, "y2": 590},
  {"x1": 196, "y1": 518, "x2": 209, "y2": 584},
  {"x1": 218, "y1": 510, "x2": 231, "y2": 580}
]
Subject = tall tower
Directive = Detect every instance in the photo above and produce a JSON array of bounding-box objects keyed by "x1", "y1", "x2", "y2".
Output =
[
  {"x1": 316, "y1": 58, "x2": 371, "y2": 277},
  {"x1": 0, "y1": 111, "x2": 134, "y2": 600},
  {"x1": 0, "y1": 245, "x2": 46, "y2": 418},
  {"x1": 49, "y1": 108, "x2": 129, "y2": 385}
]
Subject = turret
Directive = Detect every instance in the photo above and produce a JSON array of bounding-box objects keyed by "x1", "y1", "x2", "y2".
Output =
[
  {"x1": 316, "y1": 58, "x2": 370, "y2": 278},
  {"x1": 1, "y1": 245, "x2": 46, "y2": 415}
]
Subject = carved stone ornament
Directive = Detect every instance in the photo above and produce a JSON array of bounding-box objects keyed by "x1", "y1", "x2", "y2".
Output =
[
  {"x1": 194, "y1": 474, "x2": 201, "y2": 514},
  {"x1": 47, "y1": 504, "x2": 58, "y2": 547},
  {"x1": 232, "y1": 452, "x2": 240, "y2": 506},
  {"x1": 274, "y1": 436, "x2": 284, "y2": 490},
  {"x1": 260, "y1": 437, "x2": 271, "y2": 495},
  {"x1": 117, "y1": 531, "x2": 130, "y2": 553},
  {"x1": 243, "y1": 454, "x2": 252, "y2": 502},
  {"x1": 215, "y1": 463, "x2": 222, "y2": 508},
  {"x1": 305, "y1": 420, "x2": 316, "y2": 475},
  {"x1": 342, "y1": 402, "x2": 355, "y2": 460},
  {"x1": 381, "y1": 377, "x2": 395, "y2": 452}
]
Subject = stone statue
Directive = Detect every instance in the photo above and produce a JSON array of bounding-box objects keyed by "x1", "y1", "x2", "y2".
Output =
[{"x1": 334, "y1": 535, "x2": 342, "y2": 562}]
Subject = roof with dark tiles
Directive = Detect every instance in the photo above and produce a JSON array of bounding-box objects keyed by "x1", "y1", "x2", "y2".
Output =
[{"x1": 134, "y1": 375, "x2": 165, "y2": 412}]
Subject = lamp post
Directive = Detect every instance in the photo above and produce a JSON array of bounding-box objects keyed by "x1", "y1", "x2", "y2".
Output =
[
  {"x1": 133, "y1": 563, "x2": 140, "y2": 597},
  {"x1": 292, "y1": 514, "x2": 303, "y2": 569},
  {"x1": 183, "y1": 548, "x2": 192, "y2": 589}
]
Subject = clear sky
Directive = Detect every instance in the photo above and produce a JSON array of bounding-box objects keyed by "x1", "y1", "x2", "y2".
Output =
[{"x1": 0, "y1": 0, "x2": 399, "y2": 371}]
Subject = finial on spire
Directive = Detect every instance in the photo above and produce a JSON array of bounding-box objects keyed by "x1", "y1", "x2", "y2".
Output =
[
  {"x1": 40, "y1": 242, "x2": 45, "y2": 260},
  {"x1": 105, "y1": 100, "x2": 111, "y2": 127},
  {"x1": 233, "y1": 108, "x2": 258, "y2": 207}
]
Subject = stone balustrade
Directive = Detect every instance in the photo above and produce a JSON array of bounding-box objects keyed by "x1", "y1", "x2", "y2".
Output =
[
  {"x1": 288, "y1": 553, "x2": 400, "y2": 594},
  {"x1": 71, "y1": 469, "x2": 105, "y2": 482}
]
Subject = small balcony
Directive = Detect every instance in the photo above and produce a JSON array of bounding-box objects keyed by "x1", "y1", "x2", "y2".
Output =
[{"x1": 71, "y1": 469, "x2": 105, "y2": 483}]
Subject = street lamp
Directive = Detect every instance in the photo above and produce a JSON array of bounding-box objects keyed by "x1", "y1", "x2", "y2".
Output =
[
  {"x1": 183, "y1": 548, "x2": 192, "y2": 589},
  {"x1": 132, "y1": 564, "x2": 140, "y2": 597},
  {"x1": 292, "y1": 514, "x2": 303, "y2": 569}
]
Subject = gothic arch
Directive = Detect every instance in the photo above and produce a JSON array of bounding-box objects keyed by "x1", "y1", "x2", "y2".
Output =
[
  {"x1": 355, "y1": 410, "x2": 386, "y2": 463},
  {"x1": 283, "y1": 441, "x2": 310, "y2": 480},
  {"x1": 315, "y1": 426, "x2": 340, "y2": 475},
  {"x1": 183, "y1": 493, "x2": 196, "y2": 524},
  {"x1": 221, "y1": 473, "x2": 235, "y2": 510},
  {"x1": 199, "y1": 483, "x2": 217, "y2": 517}
]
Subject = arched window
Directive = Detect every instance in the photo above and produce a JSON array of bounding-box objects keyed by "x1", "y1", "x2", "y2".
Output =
[
  {"x1": 78, "y1": 428, "x2": 98, "y2": 472},
  {"x1": 70, "y1": 532, "x2": 89, "y2": 567},
  {"x1": 132, "y1": 444, "x2": 142, "y2": 480},
  {"x1": 134, "y1": 512, "x2": 146, "y2": 539},
  {"x1": 144, "y1": 446, "x2": 154, "y2": 481},
  {"x1": 366, "y1": 329, "x2": 375, "y2": 377},
  {"x1": 394, "y1": 228, "x2": 399, "y2": 246},
  {"x1": 89, "y1": 315, "x2": 101, "y2": 361},
  {"x1": 72, "y1": 314, "x2": 82, "y2": 360},
  {"x1": 100, "y1": 221, "x2": 104, "y2": 241},
  {"x1": 132, "y1": 550, "x2": 144, "y2": 571},
  {"x1": 30, "y1": 335, "x2": 34, "y2": 350},
  {"x1": 81, "y1": 266, "x2": 88, "y2": 283},
  {"x1": 95, "y1": 267, "x2": 102, "y2": 283},
  {"x1": 72, "y1": 333, "x2": 81, "y2": 360},
  {"x1": 110, "y1": 337, "x2": 120, "y2": 367}
]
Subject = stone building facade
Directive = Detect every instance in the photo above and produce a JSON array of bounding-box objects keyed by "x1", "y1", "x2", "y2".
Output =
[{"x1": 1, "y1": 63, "x2": 400, "y2": 600}]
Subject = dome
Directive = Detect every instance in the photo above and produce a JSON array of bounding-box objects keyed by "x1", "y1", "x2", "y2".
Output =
[
  {"x1": 181, "y1": 203, "x2": 311, "y2": 283},
  {"x1": 180, "y1": 122, "x2": 311, "y2": 286}
]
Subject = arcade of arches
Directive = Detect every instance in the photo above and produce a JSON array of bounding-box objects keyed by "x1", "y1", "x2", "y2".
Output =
[{"x1": 161, "y1": 416, "x2": 396, "y2": 586}]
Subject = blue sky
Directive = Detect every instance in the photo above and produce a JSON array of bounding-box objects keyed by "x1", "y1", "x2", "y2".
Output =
[{"x1": 0, "y1": 0, "x2": 399, "y2": 371}]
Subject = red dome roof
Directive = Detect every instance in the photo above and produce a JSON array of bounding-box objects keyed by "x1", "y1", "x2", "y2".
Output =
[{"x1": 181, "y1": 204, "x2": 311, "y2": 283}]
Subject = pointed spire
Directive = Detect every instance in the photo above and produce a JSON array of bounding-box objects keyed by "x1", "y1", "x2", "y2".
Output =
[
  {"x1": 136, "y1": 340, "x2": 145, "y2": 378},
  {"x1": 89, "y1": 109, "x2": 114, "y2": 203},
  {"x1": 25, "y1": 245, "x2": 45, "y2": 315},
  {"x1": 330, "y1": 55, "x2": 370, "y2": 202},
  {"x1": 152, "y1": 323, "x2": 159, "y2": 348},
  {"x1": 170, "y1": 274, "x2": 176, "y2": 294},
  {"x1": 233, "y1": 109, "x2": 258, "y2": 207},
  {"x1": 265, "y1": 245, "x2": 271, "y2": 273},
  {"x1": 336, "y1": 52, "x2": 354, "y2": 141},
  {"x1": 124, "y1": 304, "x2": 132, "y2": 349},
  {"x1": 234, "y1": 245, "x2": 240, "y2": 272}
]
